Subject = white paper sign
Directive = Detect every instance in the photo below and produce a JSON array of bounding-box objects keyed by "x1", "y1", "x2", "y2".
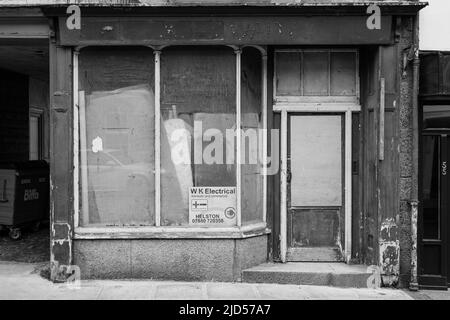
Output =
[{"x1": 189, "y1": 187, "x2": 237, "y2": 226}]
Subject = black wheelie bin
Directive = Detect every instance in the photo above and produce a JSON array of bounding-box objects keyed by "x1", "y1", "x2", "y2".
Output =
[{"x1": 0, "y1": 161, "x2": 49, "y2": 239}]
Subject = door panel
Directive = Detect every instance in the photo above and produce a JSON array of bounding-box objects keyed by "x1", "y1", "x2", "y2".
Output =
[
  {"x1": 290, "y1": 208, "x2": 339, "y2": 247},
  {"x1": 287, "y1": 114, "x2": 344, "y2": 261},
  {"x1": 290, "y1": 115, "x2": 342, "y2": 206}
]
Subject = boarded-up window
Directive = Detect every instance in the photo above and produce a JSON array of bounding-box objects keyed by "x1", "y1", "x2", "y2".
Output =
[
  {"x1": 275, "y1": 52, "x2": 301, "y2": 96},
  {"x1": 241, "y1": 47, "x2": 264, "y2": 225},
  {"x1": 78, "y1": 47, "x2": 155, "y2": 227},
  {"x1": 160, "y1": 46, "x2": 236, "y2": 226},
  {"x1": 330, "y1": 52, "x2": 357, "y2": 96},
  {"x1": 77, "y1": 46, "x2": 266, "y2": 229},
  {"x1": 275, "y1": 50, "x2": 357, "y2": 100},
  {"x1": 290, "y1": 115, "x2": 342, "y2": 207}
]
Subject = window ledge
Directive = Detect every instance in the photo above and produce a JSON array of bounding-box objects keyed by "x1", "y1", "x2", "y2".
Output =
[{"x1": 74, "y1": 222, "x2": 270, "y2": 240}]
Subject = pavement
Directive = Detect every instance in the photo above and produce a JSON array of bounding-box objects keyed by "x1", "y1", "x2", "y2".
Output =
[
  {"x1": 0, "y1": 261, "x2": 434, "y2": 300},
  {"x1": 407, "y1": 289, "x2": 450, "y2": 300}
]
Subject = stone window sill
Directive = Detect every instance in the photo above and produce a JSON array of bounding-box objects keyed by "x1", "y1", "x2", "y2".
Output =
[{"x1": 74, "y1": 222, "x2": 270, "y2": 240}]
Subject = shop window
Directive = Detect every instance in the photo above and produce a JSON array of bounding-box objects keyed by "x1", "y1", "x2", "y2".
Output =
[
  {"x1": 78, "y1": 47, "x2": 155, "y2": 227},
  {"x1": 275, "y1": 49, "x2": 358, "y2": 101},
  {"x1": 160, "y1": 46, "x2": 237, "y2": 226},
  {"x1": 77, "y1": 45, "x2": 267, "y2": 230}
]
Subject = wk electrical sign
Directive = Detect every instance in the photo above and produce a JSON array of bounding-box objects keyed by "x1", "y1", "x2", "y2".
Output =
[{"x1": 189, "y1": 187, "x2": 237, "y2": 227}]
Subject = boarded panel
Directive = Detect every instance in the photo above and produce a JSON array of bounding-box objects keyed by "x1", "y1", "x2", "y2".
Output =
[
  {"x1": 160, "y1": 46, "x2": 236, "y2": 226},
  {"x1": 79, "y1": 47, "x2": 155, "y2": 226},
  {"x1": 303, "y1": 52, "x2": 328, "y2": 96},
  {"x1": 360, "y1": 46, "x2": 381, "y2": 265},
  {"x1": 330, "y1": 52, "x2": 357, "y2": 96},
  {"x1": 79, "y1": 46, "x2": 155, "y2": 94},
  {"x1": 83, "y1": 86, "x2": 155, "y2": 226},
  {"x1": 290, "y1": 209, "x2": 339, "y2": 247},
  {"x1": 290, "y1": 115, "x2": 342, "y2": 207},
  {"x1": 275, "y1": 52, "x2": 301, "y2": 96},
  {"x1": 379, "y1": 111, "x2": 399, "y2": 221},
  {"x1": 241, "y1": 46, "x2": 263, "y2": 224}
]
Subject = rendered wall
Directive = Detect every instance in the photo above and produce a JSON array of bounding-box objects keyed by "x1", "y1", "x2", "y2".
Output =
[{"x1": 74, "y1": 235, "x2": 268, "y2": 281}]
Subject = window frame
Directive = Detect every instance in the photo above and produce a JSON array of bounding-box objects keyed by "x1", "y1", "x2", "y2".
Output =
[
  {"x1": 72, "y1": 45, "x2": 269, "y2": 238},
  {"x1": 273, "y1": 48, "x2": 360, "y2": 262},
  {"x1": 29, "y1": 107, "x2": 44, "y2": 161}
]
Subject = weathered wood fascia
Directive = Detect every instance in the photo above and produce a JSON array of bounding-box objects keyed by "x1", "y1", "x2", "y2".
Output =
[
  {"x1": 73, "y1": 226, "x2": 271, "y2": 240},
  {"x1": 0, "y1": 0, "x2": 427, "y2": 5},
  {"x1": 0, "y1": 8, "x2": 45, "y2": 17},
  {"x1": 36, "y1": 2, "x2": 427, "y2": 17}
]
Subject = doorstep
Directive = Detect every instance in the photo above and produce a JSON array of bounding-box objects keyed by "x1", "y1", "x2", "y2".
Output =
[{"x1": 242, "y1": 262, "x2": 373, "y2": 288}]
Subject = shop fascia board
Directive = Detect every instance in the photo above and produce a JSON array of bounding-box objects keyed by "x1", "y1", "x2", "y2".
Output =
[
  {"x1": 30, "y1": 1, "x2": 427, "y2": 17},
  {"x1": 0, "y1": 1, "x2": 427, "y2": 9}
]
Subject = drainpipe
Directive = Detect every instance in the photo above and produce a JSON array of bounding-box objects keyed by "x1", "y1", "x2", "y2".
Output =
[{"x1": 409, "y1": 14, "x2": 420, "y2": 292}]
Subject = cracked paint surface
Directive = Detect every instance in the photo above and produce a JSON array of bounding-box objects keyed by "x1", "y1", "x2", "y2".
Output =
[
  {"x1": 0, "y1": 0, "x2": 426, "y2": 7},
  {"x1": 379, "y1": 218, "x2": 400, "y2": 286}
]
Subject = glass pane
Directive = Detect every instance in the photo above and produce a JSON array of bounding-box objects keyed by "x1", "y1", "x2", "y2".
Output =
[
  {"x1": 241, "y1": 47, "x2": 264, "y2": 225},
  {"x1": 330, "y1": 52, "x2": 356, "y2": 96},
  {"x1": 423, "y1": 105, "x2": 450, "y2": 129},
  {"x1": 79, "y1": 47, "x2": 155, "y2": 227},
  {"x1": 303, "y1": 52, "x2": 329, "y2": 96},
  {"x1": 275, "y1": 52, "x2": 301, "y2": 96},
  {"x1": 290, "y1": 115, "x2": 342, "y2": 206},
  {"x1": 422, "y1": 135, "x2": 440, "y2": 240},
  {"x1": 160, "y1": 46, "x2": 236, "y2": 227}
]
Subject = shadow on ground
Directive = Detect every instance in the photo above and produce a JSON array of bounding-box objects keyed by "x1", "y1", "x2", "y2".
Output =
[{"x1": 0, "y1": 224, "x2": 50, "y2": 263}]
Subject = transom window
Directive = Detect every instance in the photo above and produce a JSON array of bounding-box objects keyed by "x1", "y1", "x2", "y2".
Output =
[{"x1": 274, "y1": 49, "x2": 359, "y2": 104}]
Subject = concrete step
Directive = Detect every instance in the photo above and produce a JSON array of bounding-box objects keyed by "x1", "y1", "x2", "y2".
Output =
[{"x1": 242, "y1": 262, "x2": 372, "y2": 288}]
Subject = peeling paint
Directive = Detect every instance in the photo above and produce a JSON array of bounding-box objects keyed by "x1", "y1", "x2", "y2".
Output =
[
  {"x1": 50, "y1": 222, "x2": 73, "y2": 282},
  {"x1": 0, "y1": 0, "x2": 428, "y2": 8},
  {"x1": 379, "y1": 218, "x2": 400, "y2": 286},
  {"x1": 409, "y1": 200, "x2": 419, "y2": 290}
]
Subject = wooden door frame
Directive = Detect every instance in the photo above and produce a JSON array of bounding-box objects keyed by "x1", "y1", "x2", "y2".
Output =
[
  {"x1": 275, "y1": 103, "x2": 361, "y2": 263},
  {"x1": 418, "y1": 131, "x2": 449, "y2": 289},
  {"x1": 418, "y1": 100, "x2": 450, "y2": 289}
]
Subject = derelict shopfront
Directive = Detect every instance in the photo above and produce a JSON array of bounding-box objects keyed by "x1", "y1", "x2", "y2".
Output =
[{"x1": 46, "y1": 4, "x2": 424, "y2": 284}]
